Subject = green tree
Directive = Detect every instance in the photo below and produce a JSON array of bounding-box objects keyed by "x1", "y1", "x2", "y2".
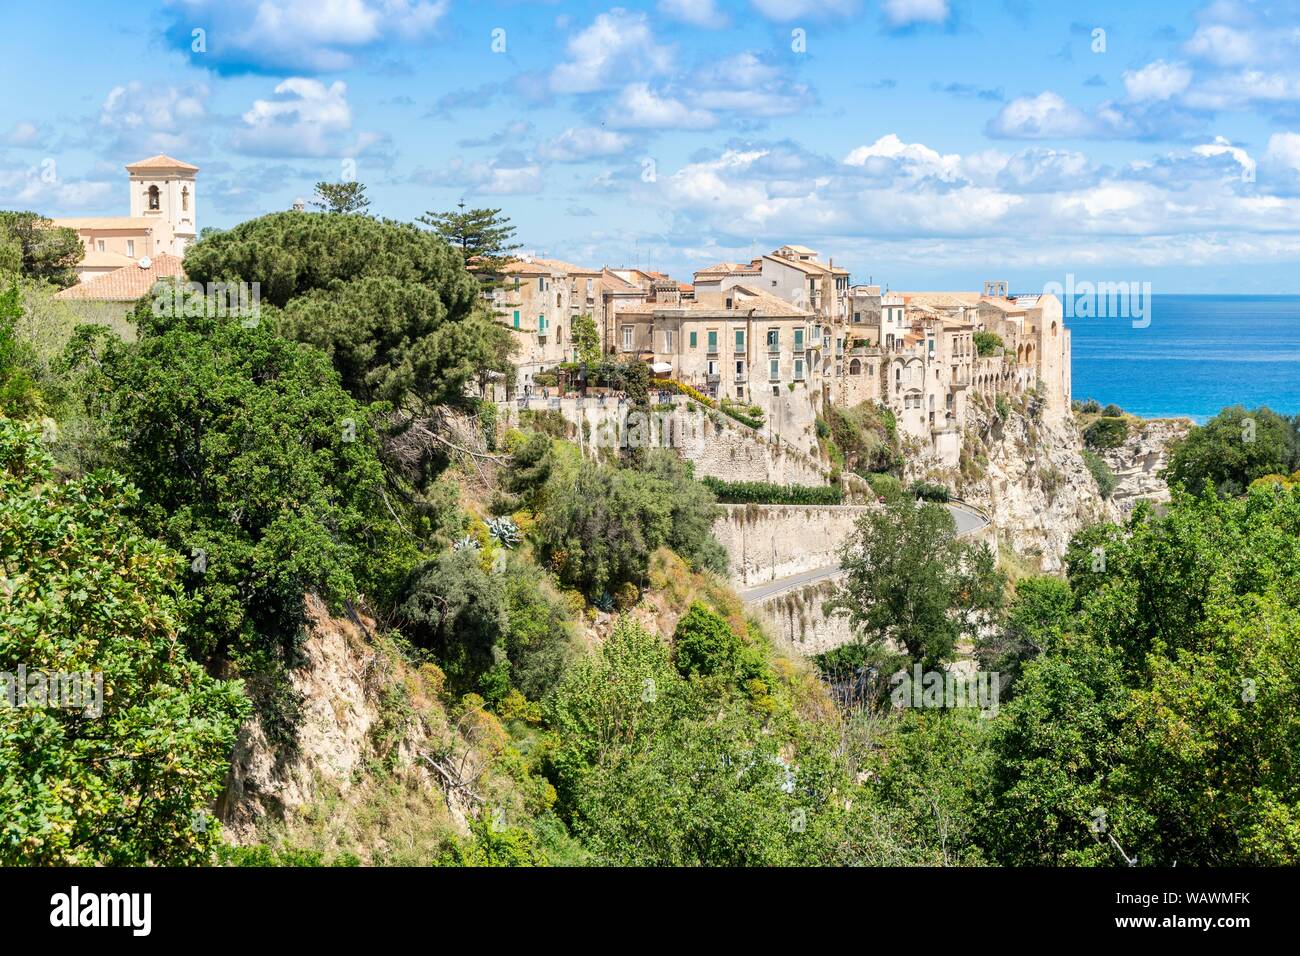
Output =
[
  {"x1": 1083, "y1": 416, "x2": 1129, "y2": 450},
  {"x1": 1164, "y1": 405, "x2": 1300, "y2": 496},
  {"x1": 418, "y1": 201, "x2": 521, "y2": 281},
  {"x1": 0, "y1": 419, "x2": 249, "y2": 865},
  {"x1": 672, "y1": 601, "x2": 767, "y2": 686},
  {"x1": 0, "y1": 211, "x2": 84, "y2": 288},
  {"x1": 830, "y1": 500, "x2": 1004, "y2": 668},
  {"x1": 279, "y1": 275, "x2": 510, "y2": 411},
  {"x1": 973, "y1": 330, "x2": 1003, "y2": 356},
  {"x1": 399, "y1": 548, "x2": 506, "y2": 692},
  {"x1": 63, "y1": 298, "x2": 412, "y2": 719},
  {"x1": 572, "y1": 313, "x2": 601, "y2": 364},
  {"x1": 310, "y1": 180, "x2": 371, "y2": 215},
  {"x1": 976, "y1": 575, "x2": 1075, "y2": 696},
  {"x1": 0, "y1": 283, "x2": 41, "y2": 418}
]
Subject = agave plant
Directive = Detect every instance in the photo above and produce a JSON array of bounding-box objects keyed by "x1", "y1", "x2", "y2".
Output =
[
  {"x1": 486, "y1": 515, "x2": 522, "y2": 549},
  {"x1": 452, "y1": 534, "x2": 478, "y2": 552}
]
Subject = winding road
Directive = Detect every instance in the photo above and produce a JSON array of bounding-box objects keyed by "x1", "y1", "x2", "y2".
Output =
[{"x1": 737, "y1": 501, "x2": 990, "y2": 604}]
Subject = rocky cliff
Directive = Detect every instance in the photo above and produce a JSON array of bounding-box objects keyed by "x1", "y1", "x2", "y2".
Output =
[
  {"x1": 1101, "y1": 417, "x2": 1191, "y2": 510},
  {"x1": 919, "y1": 394, "x2": 1113, "y2": 572}
]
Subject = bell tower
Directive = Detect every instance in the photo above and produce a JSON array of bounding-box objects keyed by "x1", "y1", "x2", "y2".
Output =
[{"x1": 125, "y1": 154, "x2": 199, "y2": 257}]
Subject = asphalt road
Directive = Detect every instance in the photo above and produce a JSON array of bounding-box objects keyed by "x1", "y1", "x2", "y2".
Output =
[{"x1": 736, "y1": 502, "x2": 988, "y2": 603}]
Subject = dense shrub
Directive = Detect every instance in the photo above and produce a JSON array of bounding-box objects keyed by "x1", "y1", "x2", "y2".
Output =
[
  {"x1": 908, "y1": 480, "x2": 951, "y2": 503},
  {"x1": 1083, "y1": 416, "x2": 1129, "y2": 450},
  {"x1": 1082, "y1": 448, "x2": 1118, "y2": 499},
  {"x1": 701, "y1": 476, "x2": 843, "y2": 505},
  {"x1": 973, "y1": 330, "x2": 1003, "y2": 356},
  {"x1": 1164, "y1": 405, "x2": 1300, "y2": 496}
]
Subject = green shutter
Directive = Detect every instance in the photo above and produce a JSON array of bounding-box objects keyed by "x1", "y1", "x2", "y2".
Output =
[
  {"x1": 689, "y1": 331, "x2": 697, "y2": 348},
  {"x1": 735, "y1": 329, "x2": 744, "y2": 349},
  {"x1": 708, "y1": 331, "x2": 717, "y2": 351},
  {"x1": 539, "y1": 314, "x2": 546, "y2": 331},
  {"x1": 512, "y1": 310, "x2": 520, "y2": 329}
]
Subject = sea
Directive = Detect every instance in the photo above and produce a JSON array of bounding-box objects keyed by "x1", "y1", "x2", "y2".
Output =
[{"x1": 1067, "y1": 294, "x2": 1300, "y2": 423}]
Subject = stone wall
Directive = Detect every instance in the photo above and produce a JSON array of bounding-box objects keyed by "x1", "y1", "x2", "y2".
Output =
[
  {"x1": 712, "y1": 503, "x2": 873, "y2": 586},
  {"x1": 499, "y1": 396, "x2": 829, "y2": 486},
  {"x1": 750, "y1": 575, "x2": 854, "y2": 656}
]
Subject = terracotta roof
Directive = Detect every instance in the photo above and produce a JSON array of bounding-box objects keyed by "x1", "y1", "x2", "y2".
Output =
[
  {"x1": 55, "y1": 253, "x2": 186, "y2": 301},
  {"x1": 125, "y1": 154, "x2": 200, "y2": 172},
  {"x1": 694, "y1": 261, "x2": 760, "y2": 278}
]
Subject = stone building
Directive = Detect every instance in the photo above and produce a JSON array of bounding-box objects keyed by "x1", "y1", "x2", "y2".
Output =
[{"x1": 53, "y1": 154, "x2": 198, "y2": 285}]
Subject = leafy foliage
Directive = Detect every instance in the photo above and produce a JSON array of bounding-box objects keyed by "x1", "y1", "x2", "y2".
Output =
[
  {"x1": 64, "y1": 300, "x2": 410, "y2": 703},
  {"x1": 311, "y1": 181, "x2": 371, "y2": 215},
  {"x1": 0, "y1": 420, "x2": 248, "y2": 865},
  {"x1": 700, "y1": 476, "x2": 843, "y2": 505},
  {"x1": 0, "y1": 211, "x2": 84, "y2": 288},
  {"x1": 1164, "y1": 405, "x2": 1300, "y2": 496},
  {"x1": 830, "y1": 500, "x2": 1004, "y2": 668}
]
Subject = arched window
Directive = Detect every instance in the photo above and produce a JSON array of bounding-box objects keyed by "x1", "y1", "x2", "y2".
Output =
[
  {"x1": 849, "y1": 358, "x2": 861, "y2": 375},
  {"x1": 181, "y1": 186, "x2": 189, "y2": 212},
  {"x1": 1051, "y1": 321, "x2": 1058, "y2": 337},
  {"x1": 148, "y1": 185, "x2": 160, "y2": 210}
]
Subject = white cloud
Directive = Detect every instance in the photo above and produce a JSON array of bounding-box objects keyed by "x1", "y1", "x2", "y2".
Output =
[
  {"x1": 233, "y1": 78, "x2": 382, "y2": 158},
  {"x1": 1192, "y1": 135, "x2": 1256, "y2": 179},
  {"x1": 164, "y1": 0, "x2": 449, "y2": 73},
  {"x1": 0, "y1": 160, "x2": 114, "y2": 211},
  {"x1": 747, "y1": 0, "x2": 858, "y2": 20},
  {"x1": 657, "y1": 0, "x2": 726, "y2": 27},
  {"x1": 844, "y1": 134, "x2": 962, "y2": 181},
  {"x1": 880, "y1": 0, "x2": 950, "y2": 28},
  {"x1": 1, "y1": 122, "x2": 45, "y2": 148},
  {"x1": 1185, "y1": 24, "x2": 1256, "y2": 67},
  {"x1": 412, "y1": 158, "x2": 542, "y2": 195},
  {"x1": 97, "y1": 82, "x2": 209, "y2": 156},
  {"x1": 550, "y1": 9, "x2": 673, "y2": 94},
  {"x1": 605, "y1": 83, "x2": 716, "y2": 130},
  {"x1": 985, "y1": 91, "x2": 1101, "y2": 139},
  {"x1": 538, "y1": 127, "x2": 633, "y2": 162},
  {"x1": 1123, "y1": 60, "x2": 1193, "y2": 102}
]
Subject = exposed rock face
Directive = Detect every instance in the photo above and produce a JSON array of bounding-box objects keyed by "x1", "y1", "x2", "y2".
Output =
[
  {"x1": 937, "y1": 399, "x2": 1112, "y2": 572},
  {"x1": 218, "y1": 596, "x2": 441, "y2": 842},
  {"x1": 1101, "y1": 418, "x2": 1191, "y2": 509}
]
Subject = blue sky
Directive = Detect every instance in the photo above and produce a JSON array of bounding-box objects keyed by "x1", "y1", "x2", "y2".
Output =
[{"x1": 4, "y1": 0, "x2": 1300, "y2": 291}]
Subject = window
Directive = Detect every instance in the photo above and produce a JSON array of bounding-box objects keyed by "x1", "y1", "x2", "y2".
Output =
[
  {"x1": 538, "y1": 277, "x2": 546, "y2": 291},
  {"x1": 556, "y1": 325, "x2": 563, "y2": 344},
  {"x1": 181, "y1": 186, "x2": 189, "y2": 211},
  {"x1": 147, "y1": 185, "x2": 160, "y2": 210},
  {"x1": 622, "y1": 326, "x2": 633, "y2": 350},
  {"x1": 127, "y1": 240, "x2": 135, "y2": 257},
  {"x1": 538, "y1": 314, "x2": 547, "y2": 333},
  {"x1": 555, "y1": 292, "x2": 561, "y2": 308},
  {"x1": 734, "y1": 329, "x2": 745, "y2": 350},
  {"x1": 664, "y1": 329, "x2": 674, "y2": 351},
  {"x1": 707, "y1": 330, "x2": 718, "y2": 353},
  {"x1": 735, "y1": 360, "x2": 745, "y2": 379},
  {"x1": 707, "y1": 360, "x2": 718, "y2": 375},
  {"x1": 96, "y1": 239, "x2": 105, "y2": 252},
  {"x1": 689, "y1": 331, "x2": 697, "y2": 349},
  {"x1": 794, "y1": 328, "x2": 804, "y2": 350},
  {"x1": 769, "y1": 358, "x2": 780, "y2": 381},
  {"x1": 767, "y1": 329, "x2": 779, "y2": 351},
  {"x1": 512, "y1": 310, "x2": 520, "y2": 329},
  {"x1": 794, "y1": 358, "x2": 804, "y2": 380}
]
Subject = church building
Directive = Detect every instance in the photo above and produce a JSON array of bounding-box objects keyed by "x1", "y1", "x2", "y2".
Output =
[{"x1": 52, "y1": 154, "x2": 197, "y2": 288}]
